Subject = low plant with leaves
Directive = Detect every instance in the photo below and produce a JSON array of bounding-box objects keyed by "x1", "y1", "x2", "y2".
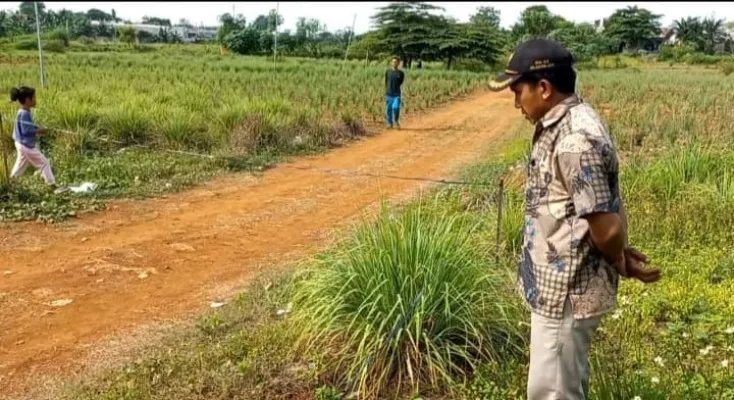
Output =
[{"x1": 293, "y1": 203, "x2": 524, "y2": 398}]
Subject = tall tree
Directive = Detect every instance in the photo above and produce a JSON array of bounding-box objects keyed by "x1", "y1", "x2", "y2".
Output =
[
  {"x1": 86, "y1": 8, "x2": 112, "y2": 22},
  {"x1": 296, "y1": 17, "x2": 326, "y2": 57},
  {"x1": 604, "y1": 6, "x2": 662, "y2": 51},
  {"x1": 371, "y1": 2, "x2": 446, "y2": 67},
  {"x1": 549, "y1": 22, "x2": 617, "y2": 61},
  {"x1": 217, "y1": 12, "x2": 246, "y2": 43},
  {"x1": 674, "y1": 17, "x2": 705, "y2": 51},
  {"x1": 470, "y1": 6, "x2": 501, "y2": 28},
  {"x1": 19, "y1": 1, "x2": 43, "y2": 20},
  {"x1": 702, "y1": 17, "x2": 726, "y2": 54},
  {"x1": 511, "y1": 5, "x2": 566, "y2": 40}
]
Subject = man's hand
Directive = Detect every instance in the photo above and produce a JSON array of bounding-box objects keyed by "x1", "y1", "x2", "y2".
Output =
[{"x1": 624, "y1": 247, "x2": 661, "y2": 283}]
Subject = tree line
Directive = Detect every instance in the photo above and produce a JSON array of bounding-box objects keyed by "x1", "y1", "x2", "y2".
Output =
[
  {"x1": 0, "y1": 1, "x2": 187, "y2": 44},
  {"x1": 3, "y1": 1, "x2": 734, "y2": 67},
  {"x1": 219, "y1": 2, "x2": 734, "y2": 69}
]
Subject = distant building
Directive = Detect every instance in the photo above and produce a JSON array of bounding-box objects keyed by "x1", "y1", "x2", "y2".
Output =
[
  {"x1": 172, "y1": 24, "x2": 218, "y2": 43},
  {"x1": 90, "y1": 20, "x2": 217, "y2": 43},
  {"x1": 659, "y1": 27, "x2": 677, "y2": 46},
  {"x1": 593, "y1": 19, "x2": 606, "y2": 33}
]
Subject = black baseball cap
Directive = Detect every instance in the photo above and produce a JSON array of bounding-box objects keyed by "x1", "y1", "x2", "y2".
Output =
[{"x1": 488, "y1": 38, "x2": 575, "y2": 91}]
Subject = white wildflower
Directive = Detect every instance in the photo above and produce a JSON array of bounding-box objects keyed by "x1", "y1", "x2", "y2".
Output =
[
  {"x1": 722, "y1": 359, "x2": 729, "y2": 368},
  {"x1": 612, "y1": 309, "x2": 622, "y2": 320},
  {"x1": 726, "y1": 326, "x2": 734, "y2": 334},
  {"x1": 682, "y1": 332, "x2": 689, "y2": 338},
  {"x1": 633, "y1": 397, "x2": 642, "y2": 400},
  {"x1": 700, "y1": 345, "x2": 714, "y2": 356},
  {"x1": 654, "y1": 356, "x2": 664, "y2": 367},
  {"x1": 651, "y1": 376, "x2": 660, "y2": 384}
]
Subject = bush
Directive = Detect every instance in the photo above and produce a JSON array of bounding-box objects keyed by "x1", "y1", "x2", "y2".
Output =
[
  {"x1": 14, "y1": 40, "x2": 36, "y2": 51},
  {"x1": 294, "y1": 203, "x2": 524, "y2": 398},
  {"x1": 47, "y1": 28, "x2": 70, "y2": 46},
  {"x1": 44, "y1": 39, "x2": 67, "y2": 53}
]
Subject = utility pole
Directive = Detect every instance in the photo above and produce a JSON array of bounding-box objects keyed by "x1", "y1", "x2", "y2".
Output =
[
  {"x1": 273, "y1": 1, "x2": 279, "y2": 62},
  {"x1": 34, "y1": 1, "x2": 46, "y2": 88},
  {"x1": 344, "y1": 13, "x2": 356, "y2": 61}
]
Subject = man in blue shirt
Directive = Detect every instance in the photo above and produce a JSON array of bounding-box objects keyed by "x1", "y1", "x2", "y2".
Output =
[{"x1": 385, "y1": 56, "x2": 405, "y2": 129}]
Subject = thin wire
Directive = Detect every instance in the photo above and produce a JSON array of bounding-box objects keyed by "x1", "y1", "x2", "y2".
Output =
[
  {"x1": 8, "y1": 120, "x2": 500, "y2": 187},
  {"x1": 282, "y1": 165, "x2": 498, "y2": 187}
]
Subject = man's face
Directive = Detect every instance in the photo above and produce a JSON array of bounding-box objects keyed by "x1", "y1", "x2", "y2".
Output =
[
  {"x1": 510, "y1": 79, "x2": 551, "y2": 125},
  {"x1": 391, "y1": 58, "x2": 400, "y2": 69}
]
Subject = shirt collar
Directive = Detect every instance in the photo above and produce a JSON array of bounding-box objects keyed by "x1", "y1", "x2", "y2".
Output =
[{"x1": 537, "y1": 94, "x2": 581, "y2": 130}]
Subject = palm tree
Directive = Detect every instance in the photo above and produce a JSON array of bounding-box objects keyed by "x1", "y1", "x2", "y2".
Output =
[
  {"x1": 702, "y1": 17, "x2": 725, "y2": 54},
  {"x1": 674, "y1": 17, "x2": 704, "y2": 51}
]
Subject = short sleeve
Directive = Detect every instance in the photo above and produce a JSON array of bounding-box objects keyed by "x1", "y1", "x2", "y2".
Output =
[{"x1": 557, "y1": 133, "x2": 619, "y2": 217}]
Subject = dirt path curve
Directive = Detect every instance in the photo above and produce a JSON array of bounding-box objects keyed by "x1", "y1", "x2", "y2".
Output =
[{"x1": 0, "y1": 90, "x2": 516, "y2": 397}]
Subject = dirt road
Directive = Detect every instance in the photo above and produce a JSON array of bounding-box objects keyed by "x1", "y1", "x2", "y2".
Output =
[{"x1": 0, "y1": 90, "x2": 517, "y2": 397}]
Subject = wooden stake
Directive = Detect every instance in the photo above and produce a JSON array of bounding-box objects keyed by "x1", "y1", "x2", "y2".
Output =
[{"x1": 495, "y1": 178, "x2": 504, "y2": 264}]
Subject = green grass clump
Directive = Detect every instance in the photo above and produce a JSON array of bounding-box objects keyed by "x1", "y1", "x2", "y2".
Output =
[{"x1": 293, "y1": 203, "x2": 524, "y2": 398}]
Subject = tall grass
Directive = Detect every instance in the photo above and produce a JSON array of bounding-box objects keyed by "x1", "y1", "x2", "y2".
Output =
[
  {"x1": 293, "y1": 203, "x2": 524, "y2": 398},
  {"x1": 0, "y1": 49, "x2": 488, "y2": 221},
  {"x1": 0, "y1": 51, "x2": 486, "y2": 155}
]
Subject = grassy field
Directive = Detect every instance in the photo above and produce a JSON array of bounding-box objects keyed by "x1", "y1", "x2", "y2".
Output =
[
  {"x1": 0, "y1": 48, "x2": 487, "y2": 222},
  {"x1": 60, "y1": 65, "x2": 734, "y2": 399}
]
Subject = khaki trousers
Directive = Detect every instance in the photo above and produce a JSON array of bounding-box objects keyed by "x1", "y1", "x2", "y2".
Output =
[{"x1": 527, "y1": 297, "x2": 602, "y2": 400}]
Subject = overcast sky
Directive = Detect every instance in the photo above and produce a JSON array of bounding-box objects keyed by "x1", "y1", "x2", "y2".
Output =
[{"x1": 10, "y1": 2, "x2": 733, "y2": 34}]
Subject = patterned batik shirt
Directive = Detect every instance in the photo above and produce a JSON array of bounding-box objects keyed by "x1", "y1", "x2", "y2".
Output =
[{"x1": 518, "y1": 94, "x2": 621, "y2": 320}]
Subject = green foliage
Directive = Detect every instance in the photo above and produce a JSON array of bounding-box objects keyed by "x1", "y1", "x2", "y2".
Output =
[
  {"x1": 603, "y1": 6, "x2": 662, "y2": 51},
  {"x1": 116, "y1": 25, "x2": 136, "y2": 45},
  {"x1": 315, "y1": 385, "x2": 343, "y2": 400},
  {"x1": 470, "y1": 6, "x2": 501, "y2": 28},
  {"x1": 549, "y1": 22, "x2": 617, "y2": 61},
  {"x1": 43, "y1": 39, "x2": 67, "y2": 53},
  {"x1": 674, "y1": 17, "x2": 728, "y2": 55},
  {"x1": 223, "y1": 28, "x2": 260, "y2": 55},
  {"x1": 293, "y1": 203, "x2": 524, "y2": 397},
  {"x1": 216, "y1": 12, "x2": 246, "y2": 44},
  {"x1": 47, "y1": 27, "x2": 70, "y2": 46},
  {"x1": 511, "y1": 5, "x2": 568, "y2": 40},
  {"x1": 0, "y1": 51, "x2": 486, "y2": 221}
]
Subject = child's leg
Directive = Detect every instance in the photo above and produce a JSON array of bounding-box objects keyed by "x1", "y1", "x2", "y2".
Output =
[
  {"x1": 10, "y1": 143, "x2": 29, "y2": 179},
  {"x1": 22, "y1": 146, "x2": 56, "y2": 185}
]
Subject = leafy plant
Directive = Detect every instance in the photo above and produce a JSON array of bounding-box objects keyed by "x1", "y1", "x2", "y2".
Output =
[{"x1": 293, "y1": 203, "x2": 524, "y2": 398}]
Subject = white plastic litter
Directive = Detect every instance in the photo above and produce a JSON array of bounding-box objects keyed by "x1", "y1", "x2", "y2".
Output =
[{"x1": 69, "y1": 182, "x2": 98, "y2": 193}]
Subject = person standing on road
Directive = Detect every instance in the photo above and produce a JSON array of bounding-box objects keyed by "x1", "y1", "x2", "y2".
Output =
[
  {"x1": 488, "y1": 38, "x2": 661, "y2": 400},
  {"x1": 9, "y1": 86, "x2": 68, "y2": 194},
  {"x1": 385, "y1": 55, "x2": 405, "y2": 129}
]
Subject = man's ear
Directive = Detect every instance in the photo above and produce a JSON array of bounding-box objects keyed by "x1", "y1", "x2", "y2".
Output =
[{"x1": 539, "y1": 79, "x2": 553, "y2": 100}]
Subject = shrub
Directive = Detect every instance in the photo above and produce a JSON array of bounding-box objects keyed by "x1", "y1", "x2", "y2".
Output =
[
  {"x1": 47, "y1": 28, "x2": 70, "y2": 46},
  {"x1": 293, "y1": 203, "x2": 524, "y2": 398},
  {"x1": 14, "y1": 40, "x2": 36, "y2": 51},
  {"x1": 44, "y1": 39, "x2": 67, "y2": 53}
]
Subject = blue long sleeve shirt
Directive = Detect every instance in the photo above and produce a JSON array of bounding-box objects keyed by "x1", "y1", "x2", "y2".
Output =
[{"x1": 13, "y1": 108, "x2": 39, "y2": 149}]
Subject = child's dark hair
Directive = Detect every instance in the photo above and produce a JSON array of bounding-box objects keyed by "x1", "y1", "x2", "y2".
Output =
[
  {"x1": 10, "y1": 86, "x2": 35, "y2": 104},
  {"x1": 392, "y1": 55, "x2": 401, "y2": 61},
  {"x1": 518, "y1": 66, "x2": 576, "y2": 94}
]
